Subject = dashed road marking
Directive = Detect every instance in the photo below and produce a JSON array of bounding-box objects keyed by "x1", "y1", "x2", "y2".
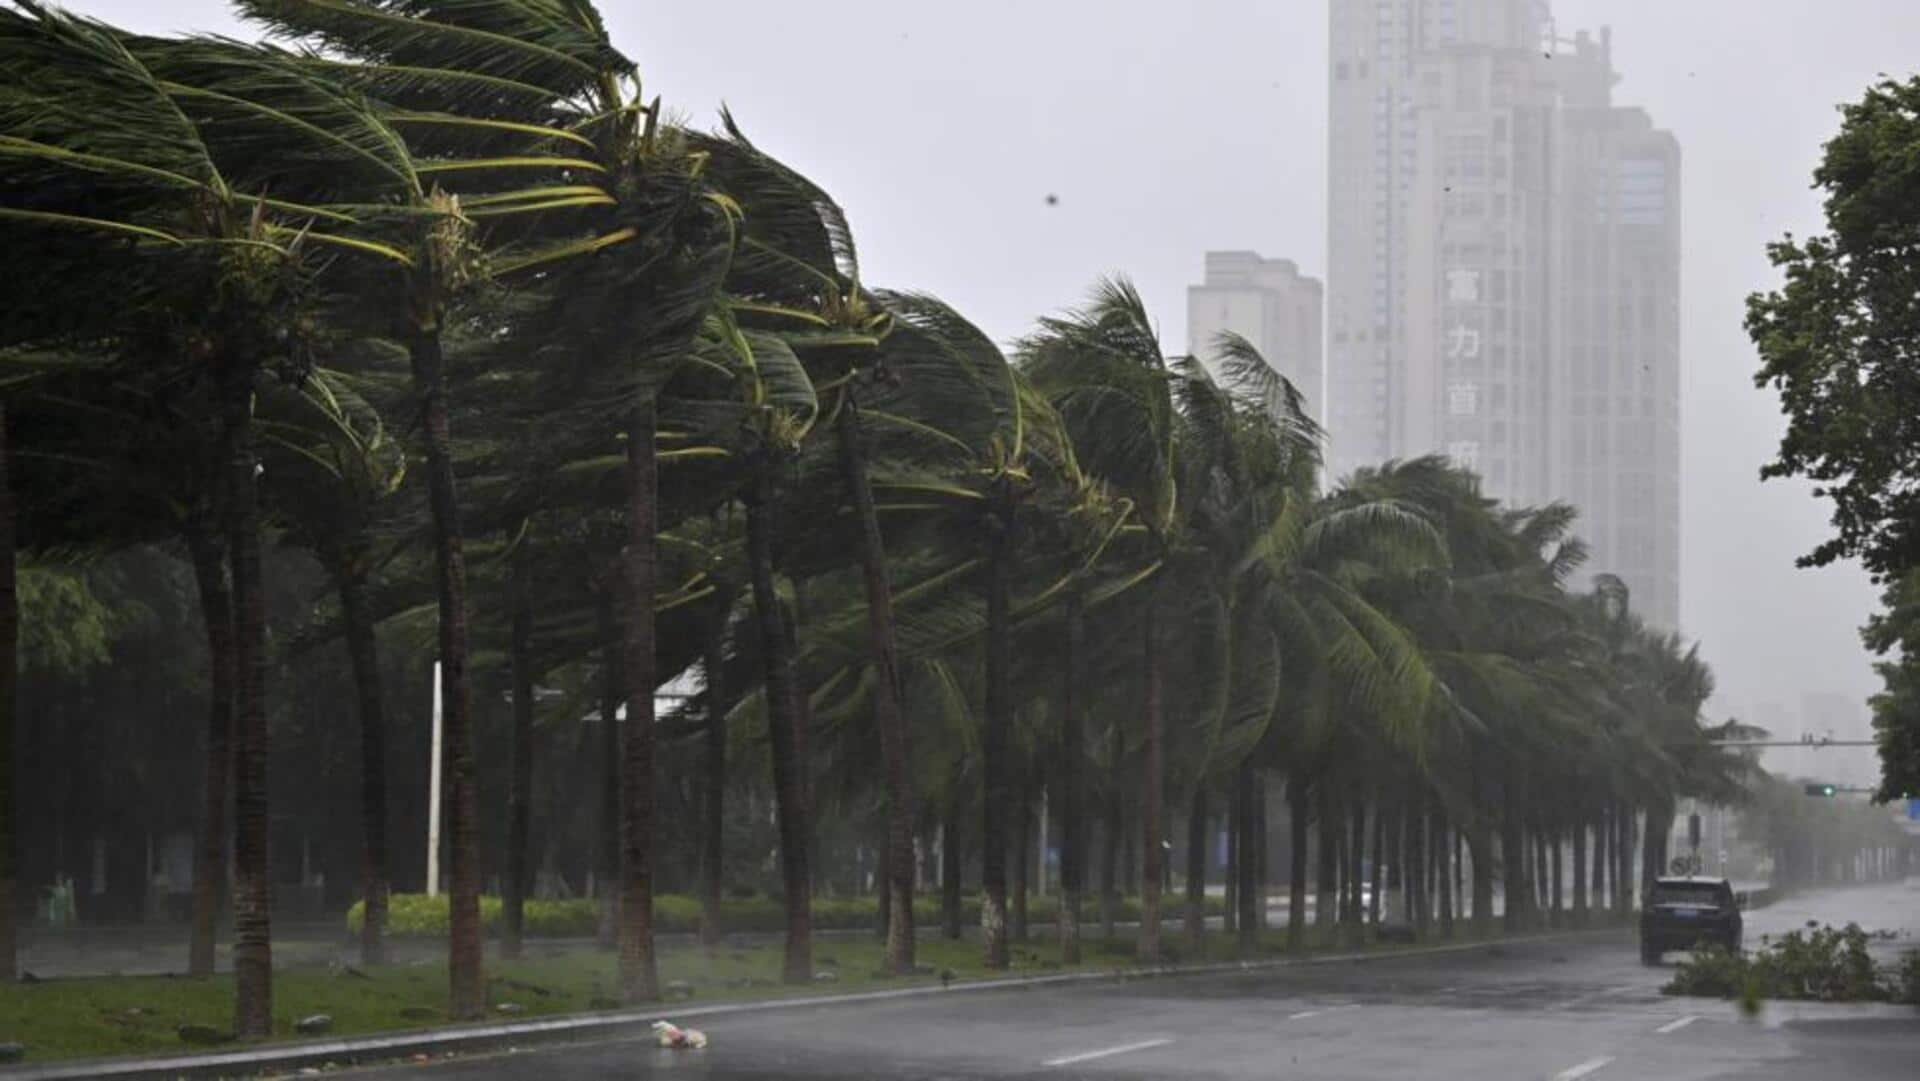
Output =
[
  {"x1": 1553, "y1": 1056, "x2": 1615, "y2": 1080},
  {"x1": 1656, "y1": 1015, "x2": 1700, "y2": 1034},
  {"x1": 1287, "y1": 1010, "x2": 1322, "y2": 1020},
  {"x1": 1043, "y1": 1037, "x2": 1174, "y2": 1067}
]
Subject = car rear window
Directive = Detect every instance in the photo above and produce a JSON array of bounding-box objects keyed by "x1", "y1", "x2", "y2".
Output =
[{"x1": 1651, "y1": 883, "x2": 1725, "y2": 905}]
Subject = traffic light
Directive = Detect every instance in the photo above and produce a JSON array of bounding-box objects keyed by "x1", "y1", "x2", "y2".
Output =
[{"x1": 1803, "y1": 783, "x2": 1838, "y2": 797}]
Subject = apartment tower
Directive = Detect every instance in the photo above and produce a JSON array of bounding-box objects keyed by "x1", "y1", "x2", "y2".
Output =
[{"x1": 1326, "y1": 0, "x2": 1680, "y2": 628}]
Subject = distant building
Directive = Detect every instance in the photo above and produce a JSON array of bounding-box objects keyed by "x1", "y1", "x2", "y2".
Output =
[
  {"x1": 1552, "y1": 29, "x2": 1682, "y2": 630},
  {"x1": 1187, "y1": 251, "x2": 1325, "y2": 425},
  {"x1": 1326, "y1": 0, "x2": 1681, "y2": 628}
]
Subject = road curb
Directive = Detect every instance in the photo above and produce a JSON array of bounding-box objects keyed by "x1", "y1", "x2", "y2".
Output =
[{"x1": 0, "y1": 927, "x2": 1623, "y2": 1080}]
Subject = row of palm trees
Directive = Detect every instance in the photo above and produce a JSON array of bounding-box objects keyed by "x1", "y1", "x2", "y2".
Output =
[{"x1": 0, "y1": 0, "x2": 1749, "y2": 1039}]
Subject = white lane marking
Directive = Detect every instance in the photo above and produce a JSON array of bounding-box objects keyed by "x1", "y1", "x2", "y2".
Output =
[
  {"x1": 1656, "y1": 1015, "x2": 1700, "y2": 1034},
  {"x1": 1287, "y1": 1010, "x2": 1322, "y2": 1020},
  {"x1": 1553, "y1": 1057, "x2": 1615, "y2": 1080},
  {"x1": 1043, "y1": 1038, "x2": 1174, "y2": 1067}
]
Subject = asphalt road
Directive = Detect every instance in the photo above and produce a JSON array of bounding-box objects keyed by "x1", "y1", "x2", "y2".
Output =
[{"x1": 336, "y1": 879, "x2": 1920, "y2": 1081}]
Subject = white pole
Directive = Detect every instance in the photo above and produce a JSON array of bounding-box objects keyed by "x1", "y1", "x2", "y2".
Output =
[{"x1": 427, "y1": 660, "x2": 443, "y2": 898}]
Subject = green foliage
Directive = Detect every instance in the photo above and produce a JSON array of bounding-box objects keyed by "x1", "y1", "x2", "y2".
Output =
[
  {"x1": 1748, "y1": 76, "x2": 1920, "y2": 580},
  {"x1": 1863, "y1": 572, "x2": 1920, "y2": 802},
  {"x1": 1664, "y1": 923, "x2": 1898, "y2": 1003},
  {"x1": 1749, "y1": 76, "x2": 1920, "y2": 804},
  {"x1": 16, "y1": 564, "x2": 128, "y2": 675}
]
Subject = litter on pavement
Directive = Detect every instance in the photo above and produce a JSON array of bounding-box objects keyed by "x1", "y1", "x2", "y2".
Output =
[{"x1": 652, "y1": 1020, "x2": 709, "y2": 1049}]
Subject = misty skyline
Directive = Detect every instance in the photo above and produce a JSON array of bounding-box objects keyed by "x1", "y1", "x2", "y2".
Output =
[{"x1": 85, "y1": 0, "x2": 1916, "y2": 776}]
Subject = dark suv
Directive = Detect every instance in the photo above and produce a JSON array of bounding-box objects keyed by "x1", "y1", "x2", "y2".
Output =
[{"x1": 1640, "y1": 876, "x2": 1742, "y2": 964}]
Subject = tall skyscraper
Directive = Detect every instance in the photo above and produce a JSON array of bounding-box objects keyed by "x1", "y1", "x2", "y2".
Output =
[
  {"x1": 1326, "y1": 0, "x2": 1681, "y2": 628},
  {"x1": 1186, "y1": 252, "x2": 1325, "y2": 422},
  {"x1": 1554, "y1": 31, "x2": 1681, "y2": 629}
]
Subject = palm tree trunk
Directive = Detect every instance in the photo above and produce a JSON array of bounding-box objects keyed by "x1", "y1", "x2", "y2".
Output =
[
  {"x1": 1137, "y1": 601, "x2": 1165, "y2": 964},
  {"x1": 1058, "y1": 592, "x2": 1085, "y2": 964},
  {"x1": 1593, "y1": 809, "x2": 1610, "y2": 919},
  {"x1": 339, "y1": 573, "x2": 389, "y2": 967},
  {"x1": 941, "y1": 794, "x2": 962, "y2": 940},
  {"x1": 1388, "y1": 805, "x2": 1404, "y2": 922},
  {"x1": 1408, "y1": 798, "x2": 1429, "y2": 936},
  {"x1": 1252, "y1": 772, "x2": 1269, "y2": 932},
  {"x1": 746, "y1": 466, "x2": 811, "y2": 984},
  {"x1": 185, "y1": 527, "x2": 233, "y2": 979},
  {"x1": 1369, "y1": 803, "x2": 1385, "y2": 927},
  {"x1": 699, "y1": 601, "x2": 727, "y2": 951},
  {"x1": 874, "y1": 820, "x2": 890, "y2": 940},
  {"x1": 224, "y1": 374, "x2": 273, "y2": 1039},
  {"x1": 595, "y1": 594, "x2": 622, "y2": 947},
  {"x1": 1235, "y1": 764, "x2": 1259, "y2": 955},
  {"x1": 503, "y1": 537, "x2": 535, "y2": 962},
  {"x1": 1467, "y1": 822, "x2": 1494, "y2": 939},
  {"x1": 1533, "y1": 831, "x2": 1549, "y2": 926},
  {"x1": 837, "y1": 405, "x2": 915, "y2": 972},
  {"x1": 1099, "y1": 797, "x2": 1119, "y2": 941},
  {"x1": 981, "y1": 506, "x2": 1012, "y2": 969},
  {"x1": 1012, "y1": 768, "x2": 1031, "y2": 944},
  {"x1": 619, "y1": 395, "x2": 661, "y2": 1001},
  {"x1": 1643, "y1": 802, "x2": 1673, "y2": 886},
  {"x1": 1616, "y1": 804, "x2": 1636, "y2": 914},
  {"x1": 1610, "y1": 805, "x2": 1624, "y2": 913},
  {"x1": 1550, "y1": 830, "x2": 1564, "y2": 927},
  {"x1": 1435, "y1": 811, "x2": 1454, "y2": 937},
  {"x1": 1500, "y1": 788, "x2": 1526, "y2": 933},
  {"x1": 1185, "y1": 786, "x2": 1207, "y2": 951},
  {"x1": 1572, "y1": 821, "x2": 1589, "y2": 926},
  {"x1": 1286, "y1": 779, "x2": 1308, "y2": 952},
  {"x1": 1345, "y1": 801, "x2": 1366, "y2": 943},
  {"x1": 0, "y1": 407, "x2": 17, "y2": 983},
  {"x1": 1222, "y1": 789, "x2": 1238, "y2": 938},
  {"x1": 406, "y1": 329, "x2": 483, "y2": 1019},
  {"x1": 1315, "y1": 791, "x2": 1338, "y2": 941}
]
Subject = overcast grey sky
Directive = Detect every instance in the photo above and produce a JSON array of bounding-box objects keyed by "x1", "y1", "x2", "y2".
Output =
[{"x1": 81, "y1": 1, "x2": 1920, "y2": 767}]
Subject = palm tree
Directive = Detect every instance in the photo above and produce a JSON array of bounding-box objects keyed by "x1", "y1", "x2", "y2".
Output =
[
  {"x1": 1022, "y1": 278, "x2": 1182, "y2": 962},
  {"x1": 1, "y1": 7, "x2": 422, "y2": 1031},
  {"x1": 258, "y1": 369, "x2": 409, "y2": 966},
  {"x1": 239, "y1": 0, "x2": 748, "y2": 1006},
  {"x1": 683, "y1": 313, "x2": 821, "y2": 983}
]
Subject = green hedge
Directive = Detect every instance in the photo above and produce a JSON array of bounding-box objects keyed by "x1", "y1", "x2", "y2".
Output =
[{"x1": 347, "y1": 891, "x2": 1225, "y2": 939}]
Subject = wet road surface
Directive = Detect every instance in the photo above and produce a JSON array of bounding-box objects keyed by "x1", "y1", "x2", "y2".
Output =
[{"x1": 334, "y1": 879, "x2": 1920, "y2": 1080}]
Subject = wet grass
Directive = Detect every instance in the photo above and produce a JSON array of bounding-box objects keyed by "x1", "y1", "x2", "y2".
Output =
[{"x1": 0, "y1": 918, "x2": 1591, "y2": 1063}]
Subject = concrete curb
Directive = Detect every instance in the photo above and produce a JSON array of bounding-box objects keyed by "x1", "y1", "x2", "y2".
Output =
[{"x1": 0, "y1": 927, "x2": 1624, "y2": 1080}]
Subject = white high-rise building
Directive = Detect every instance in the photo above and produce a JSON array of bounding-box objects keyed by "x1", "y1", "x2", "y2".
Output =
[
  {"x1": 1327, "y1": 0, "x2": 1681, "y2": 628},
  {"x1": 1186, "y1": 252, "x2": 1325, "y2": 423}
]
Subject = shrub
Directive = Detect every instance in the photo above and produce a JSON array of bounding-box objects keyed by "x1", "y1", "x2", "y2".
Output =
[
  {"x1": 347, "y1": 894, "x2": 598, "y2": 938},
  {"x1": 347, "y1": 890, "x2": 1222, "y2": 939},
  {"x1": 1661, "y1": 944, "x2": 1748, "y2": 998}
]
